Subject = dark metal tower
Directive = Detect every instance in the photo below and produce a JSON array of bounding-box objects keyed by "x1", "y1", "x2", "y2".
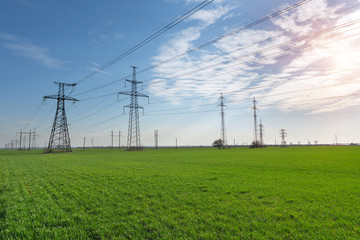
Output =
[
  {"x1": 279, "y1": 129, "x2": 287, "y2": 147},
  {"x1": 259, "y1": 119, "x2": 264, "y2": 146},
  {"x1": 218, "y1": 93, "x2": 227, "y2": 147},
  {"x1": 252, "y1": 97, "x2": 259, "y2": 144},
  {"x1": 43, "y1": 82, "x2": 78, "y2": 153},
  {"x1": 118, "y1": 66, "x2": 149, "y2": 151},
  {"x1": 154, "y1": 130, "x2": 159, "y2": 150}
]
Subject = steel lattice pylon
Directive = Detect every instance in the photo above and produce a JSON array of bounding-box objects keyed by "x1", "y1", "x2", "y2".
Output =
[
  {"x1": 43, "y1": 82, "x2": 78, "y2": 153},
  {"x1": 118, "y1": 66, "x2": 148, "y2": 151},
  {"x1": 218, "y1": 93, "x2": 227, "y2": 147}
]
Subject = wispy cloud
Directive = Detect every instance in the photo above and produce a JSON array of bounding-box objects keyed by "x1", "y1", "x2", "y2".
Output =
[
  {"x1": 0, "y1": 33, "x2": 65, "y2": 69},
  {"x1": 20, "y1": 120, "x2": 36, "y2": 124},
  {"x1": 0, "y1": 33, "x2": 16, "y2": 41},
  {"x1": 149, "y1": 0, "x2": 360, "y2": 113},
  {"x1": 15, "y1": 0, "x2": 60, "y2": 15},
  {"x1": 188, "y1": 3, "x2": 234, "y2": 26}
]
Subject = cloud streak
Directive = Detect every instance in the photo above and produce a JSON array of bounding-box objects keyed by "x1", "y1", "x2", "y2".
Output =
[
  {"x1": 0, "y1": 33, "x2": 65, "y2": 69},
  {"x1": 149, "y1": 0, "x2": 360, "y2": 113}
]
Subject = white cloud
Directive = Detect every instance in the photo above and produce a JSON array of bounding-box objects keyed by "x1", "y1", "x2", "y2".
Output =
[
  {"x1": 20, "y1": 120, "x2": 36, "y2": 124},
  {"x1": 149, "y1": 0, "x2": 360, "y2": 113},
  {"x1": 189, "y1": 4, "x2": 233, "y2": 25},
  {"x1": 15, "y1": 0, "x2": 59, "y2": 15},
  {"x1": 272, "y1": 0, "x2": 341, "y2": 35},
  {"x1": 5, "y1": 42, "x2": 64, "y2": 69},
  {"x1": 0, "y1": 33, "x2": 16, "y2": 41},
  {"x1": 1, "y1": 34, "x2": 64, "y2": 69}
]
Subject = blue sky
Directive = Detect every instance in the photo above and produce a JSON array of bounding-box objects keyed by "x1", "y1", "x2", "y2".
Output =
[{"x1": 1, "y1": 0, "x2": 360, "y2": 148}]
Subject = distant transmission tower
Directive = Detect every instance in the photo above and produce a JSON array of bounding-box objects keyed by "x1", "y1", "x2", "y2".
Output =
[
  {"x1": 218, "y1": 93, "x2": 227, "y2": 147},
  {"x1": 154, "y1": 130, "x2": 159, "y2": 150},
  {"x1": 118, "y1": 66, "x2": 149, "y2": 151},
  {"x1": 252, "y1": 97, "x2": 259, "y2": 144},
  {"x1": 31, "y1": 129, "x2": 38, "y2": 149},
  {"x1": 43, "y1": 82, "x2": 78, "y2": 153},
  {"x1": 279, "y1": 129, "x2": 287, "y2": 147},
  {"x1": 111, "y1": 130, "x2": 121, "y2": 149},
  {"x1": 259, "y1": 119, "x2": 264, "y2": 146}
]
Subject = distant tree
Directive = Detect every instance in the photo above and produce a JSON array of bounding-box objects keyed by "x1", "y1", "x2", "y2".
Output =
[
  {"x1": 212, "y1": 139, "x2": 224, "y2": 149},
  {"x1": 249, "y1": 140, "x2": 262, "y2": 148}
]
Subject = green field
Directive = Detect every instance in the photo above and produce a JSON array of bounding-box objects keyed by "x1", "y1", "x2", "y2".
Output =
[{"x1": 0, "y1": 147, "x2": 359, "y2": 239}]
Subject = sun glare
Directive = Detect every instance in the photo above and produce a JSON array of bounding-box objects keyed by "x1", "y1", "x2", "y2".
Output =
[{"x1": 331, "y1": 45, "x2": 358, "y2": 70}]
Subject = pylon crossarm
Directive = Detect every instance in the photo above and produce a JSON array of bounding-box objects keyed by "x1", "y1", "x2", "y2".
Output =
[
  {"x1": 43, "y1": 96, "x2": 78, "y2": 102},
  {"x1": 54, "y1": 82, "x2": 76, "y2": 87},
  {"x1": 67, "y1": 97, "x2": 78, "y2": 102},
  {"x1": 43, "y1": 95, "x2": 58, "y2": 100},
  {"x1": 118, "y1": 91, "x2": 131, "y2": 96}
]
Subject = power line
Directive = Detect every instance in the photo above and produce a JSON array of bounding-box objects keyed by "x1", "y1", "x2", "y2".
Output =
[
  {"x1": 72, "y1": 0, "x2": 140, "y2": 65},
  {"x1": 72, "y1": 0, "x2": 313, "y2": 97},
  {"x1": 143, "y1": 76, "x2": 360, "y2": 115},
  {"x1": 75, "y1": 0, "x2": 214, "y2": 85},
  {"x1": 138, "y1": 0, "x2": 314, "y2": 75},
  {"x1": 142, "y1": 91, "x2": 360, "y2": 117},
  {"x1": 21, "y1": 1, "x2": 359, "y2": 142},
  {"x1": 146, "y1": 67, "x2": 360, "y2": 105},
  {"x1": 148, "y1": 18, "x2": 360, "y2": 91},
  {"x1": 18, "y1": 1, "x2": 360, "y2": 139},
  {"x1": 33, "y1": 2, "x2": 360, "y2": 137},
  {"x1": 127, "y1": 16, "x2": 360, "y2": 105},
  {"x1": 71, "y1": 98, "x2": 127, "y2": 122}
]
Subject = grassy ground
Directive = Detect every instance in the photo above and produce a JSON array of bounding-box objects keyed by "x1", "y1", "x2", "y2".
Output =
[{"x1": 0, "y1": 146, "x2": 359, "y2": 239}]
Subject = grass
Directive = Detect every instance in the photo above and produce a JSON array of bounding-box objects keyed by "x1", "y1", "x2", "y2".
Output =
[{"x1": 0, "y1": 146, "x2": 359, "y2": 239}]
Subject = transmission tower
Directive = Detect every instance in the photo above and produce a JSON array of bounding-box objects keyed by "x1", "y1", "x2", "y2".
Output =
[
  {"x1": 154, "y1": 130, "x2": 159, "y2": 150},
  {"x1": 252, "y1": 97, "x2": 259, "y2": 144},
  {"x1": 118, "y1": 66, "x2": 149, "y2": 151},
  {"x1": 17, "y1": 129, "x2": 32, "y2": 151},
  {"x1": 31, "y1": 129, "x2": 38, "y2": 149},
  {"x1": 110, "y1": 130, "x2": 114, "y2": 148},
  {"x1": 218, "y1": 93, "x2": 227, "y2": 148},
  {"x1": 17, "y1": 129, "x2": 23, "y2": 151},
  {"x1": 259, "y1": 119, "x2": 264, "y2": 146},
  {"x1": 43, "y1": 82, "x2": 78, "y2": 153},
  {"x1": 118, "y1": 131, "x2": 121, "y2": 148},
  {"x1": 110, "y1": 130, "x2": 121, "y2": 149},
  {"x1": 279, "y1": 129, "x2": 287, "y2": 147}
]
